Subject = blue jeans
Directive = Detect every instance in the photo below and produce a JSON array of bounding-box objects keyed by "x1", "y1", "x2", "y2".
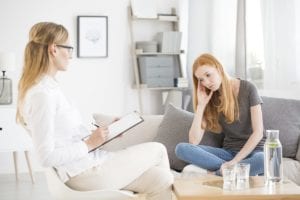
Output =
[{"x1": 175, "y1": 143, "x2": 264, "y2": 176}]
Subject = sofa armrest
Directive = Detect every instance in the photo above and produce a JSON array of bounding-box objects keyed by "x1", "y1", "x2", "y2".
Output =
[
  {"x1": 93, "y1": 114, "x2": 163, "y2": 151},
  {"x1": 283, "y1": 158, "x2": 300, "y2": 185}
]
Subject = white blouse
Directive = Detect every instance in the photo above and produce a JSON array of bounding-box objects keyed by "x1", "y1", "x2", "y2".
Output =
[{"x1": 22, "y1": 75, "x2": 110, "y2": 182}]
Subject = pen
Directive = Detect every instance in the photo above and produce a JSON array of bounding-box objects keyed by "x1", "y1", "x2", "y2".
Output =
[{"x1": 92, "y1": 123, "x2": 100, "y2": 128}]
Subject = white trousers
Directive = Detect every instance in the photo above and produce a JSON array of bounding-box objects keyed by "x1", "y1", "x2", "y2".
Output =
[{"x1": 66, "y1": 142, "x2": 174, "y2": 200}]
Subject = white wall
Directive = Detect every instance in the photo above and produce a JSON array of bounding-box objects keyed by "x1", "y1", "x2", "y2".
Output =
[
  {"x1": 1, "y1": 0, "x2": 136, "y2": 120},
  {"x1": 0, "y1": 0, "x2": 179, "y2": 173}
]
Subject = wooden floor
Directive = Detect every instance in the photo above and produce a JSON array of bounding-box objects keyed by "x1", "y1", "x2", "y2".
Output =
[{"x1": 0, "y1": 172, "x2": 53, "y2": 200}]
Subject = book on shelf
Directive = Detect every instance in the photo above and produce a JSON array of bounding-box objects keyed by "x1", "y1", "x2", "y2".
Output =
[
  {"x1": 156, "y1": 31, "x2": 182, "y2": 53},
  {"x1": 174, "y1": 77, "x2": 189, "y2": 88},
  {"x1": 177, "y1": 82, "x2": 188, "y2": 88}
]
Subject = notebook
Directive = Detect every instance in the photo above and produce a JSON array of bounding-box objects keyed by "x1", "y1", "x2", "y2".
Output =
[{"x1": 88, "y1": 111, "x2": 144, "y2": 152}]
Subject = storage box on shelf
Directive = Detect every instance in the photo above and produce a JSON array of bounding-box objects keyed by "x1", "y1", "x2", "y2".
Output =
[{"x1": 138, "y1": 55, "x2": 180, "y2": 88}]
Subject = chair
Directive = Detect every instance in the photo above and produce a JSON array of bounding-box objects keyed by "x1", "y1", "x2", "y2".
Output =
[{"x1": 45, "y1": 168, "x2": 140, "y2": 200}]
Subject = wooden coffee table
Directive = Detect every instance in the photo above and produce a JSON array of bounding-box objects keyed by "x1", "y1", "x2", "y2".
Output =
[{"x1": 173, "y1": 175, "x2": 300, "y2": 200}]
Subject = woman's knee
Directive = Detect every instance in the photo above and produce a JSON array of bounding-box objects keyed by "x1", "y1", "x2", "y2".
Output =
[
  {"x1": 138, "y1": 142, "x2": 167, "y2": 156},
  {"x1": 245, "y1": 152, "x2": 264, "y2": 175},
  {"x1": 144, "y1": 142, "x2": 170, "y2": 165},
  {"x1": 144, "y1": 142, "x2": 166, "y2": 151},
  {"x1": 253, "y1": 152, "x2": 264, "y2": 164},
  {"x1": 149, "y1": 142, "x2": 169, "y2": 157},
  {"x1": 175, "y1": 143, "x2": 192, "y2": 159}
]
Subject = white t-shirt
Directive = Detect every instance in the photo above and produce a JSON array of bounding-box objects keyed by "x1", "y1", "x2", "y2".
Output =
[{"x1": 22, "y1": 75, "x2": 110, "y2": 182}]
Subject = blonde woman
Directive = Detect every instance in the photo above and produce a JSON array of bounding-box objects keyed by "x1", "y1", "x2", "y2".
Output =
[
  {"x1": 17, "y1": 22, "x2": 173, "y2": 200},
  {"x1": 175, "y1": 53, "x2": 265, "y2": 176}
]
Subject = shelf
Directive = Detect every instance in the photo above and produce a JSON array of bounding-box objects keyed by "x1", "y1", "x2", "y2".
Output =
[
  {"x1": 133, "y1": 84, "x2": 188, "y2": 90},
  {"x1": 132, "y1": 15, "x2": 179, "y2": 22},
  {"x1": 0, "y1": 104, "x2": 16, "y2": 108},
  {"x1": 135, "y1": 49, "x2": 184, "y2": 56}
]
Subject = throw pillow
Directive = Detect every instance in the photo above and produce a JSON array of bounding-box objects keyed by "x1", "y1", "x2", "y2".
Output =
[
  {"x1": 262, "y1": 97, "x2": 300, "y2": 158},
  {"x1": 154, "y1": 104, "x2": 223, "y2": 171}
]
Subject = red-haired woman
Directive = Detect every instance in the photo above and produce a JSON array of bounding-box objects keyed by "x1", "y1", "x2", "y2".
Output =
[{"x1": 176, "y1": 53, "x2": 265, "y2": 176}]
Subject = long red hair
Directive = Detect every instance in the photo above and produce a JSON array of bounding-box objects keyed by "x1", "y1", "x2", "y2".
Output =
[{"x1": 192, "y1": 53, "x2": 239, "y2": 133}]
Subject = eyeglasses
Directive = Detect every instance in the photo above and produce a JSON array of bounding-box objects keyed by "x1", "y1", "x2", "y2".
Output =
[{"x1": 56, "y1": 44, "x2": 74, "y2": 54}]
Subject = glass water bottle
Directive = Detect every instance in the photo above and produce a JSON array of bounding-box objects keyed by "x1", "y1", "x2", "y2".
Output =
[
  {"x1": 0, "y1": 71, "x2": 13, "y2": 105},
  {"x1": 264, "y1": 130, "x2": 283, "y2": 185}
]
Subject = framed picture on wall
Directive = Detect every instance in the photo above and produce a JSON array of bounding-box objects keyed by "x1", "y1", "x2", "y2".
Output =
[{"x1": 77, "y1": 16, "x2": 108, "y2": 58}]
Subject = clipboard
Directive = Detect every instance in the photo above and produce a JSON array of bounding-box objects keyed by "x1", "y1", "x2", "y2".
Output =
[{"x1": 88, "y1": 111, "x2": 144, "y2": 152}]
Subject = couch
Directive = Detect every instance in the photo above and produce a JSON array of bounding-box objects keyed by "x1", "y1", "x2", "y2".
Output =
[{"x1": 94, "y1": 96, "x2": 300, "y2": 185}]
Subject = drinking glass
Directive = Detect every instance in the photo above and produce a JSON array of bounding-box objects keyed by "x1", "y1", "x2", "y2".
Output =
[
  {"x1": 222, "y1": 165, "x2": 236, "y2": 190},
  {"x1": 236, "y1": 163, "x2": 250, "y2": 190}
]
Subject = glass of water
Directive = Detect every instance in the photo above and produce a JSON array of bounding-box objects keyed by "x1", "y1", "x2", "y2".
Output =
[
  {"x1": 236, "y1": 163, "x2": 250, "y2": 190},
  {"x1": 222, "y1": 165, "x2": 236, "y2": 190}
]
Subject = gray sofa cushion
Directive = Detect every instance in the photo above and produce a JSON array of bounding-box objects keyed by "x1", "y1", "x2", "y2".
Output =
[
  {"x1": 261, "y1": 97, "x2": 300, "y2": 158},
  {"x1": 154, "y1": 104, "x2": 223, "y2": 171},
  {"x1": 282, "y1": 158, "x2": 300, "y2": 185}
]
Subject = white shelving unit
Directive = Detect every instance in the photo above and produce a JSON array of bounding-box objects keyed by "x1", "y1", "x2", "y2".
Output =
[{"x1": 128, "y1": 6, "x2": 188, "y2": 114}]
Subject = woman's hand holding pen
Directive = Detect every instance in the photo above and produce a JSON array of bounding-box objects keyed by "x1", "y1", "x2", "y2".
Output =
[
  {"x1": 197, "y1": 81, "x2": 213, "y2": 111},
  {"x1": 84, "y1": 125, "x2": 108, "y2": 151}
]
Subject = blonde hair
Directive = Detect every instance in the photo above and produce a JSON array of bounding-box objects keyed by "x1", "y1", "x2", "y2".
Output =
[
  {"x1": 16, "y1": 22, "x2": 69, "y2": 125},
  {"x1": 192, "y1": 53, "x2": 239, "y2": 133}
]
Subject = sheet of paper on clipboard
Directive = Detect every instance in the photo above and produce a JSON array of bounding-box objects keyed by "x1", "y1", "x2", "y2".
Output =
[
  {"x1": 108, "y1": 111, "x2": 143, "y2": 141},
  {"x1": 89, "y1": 111, "x2": 144, "y2": 152}
]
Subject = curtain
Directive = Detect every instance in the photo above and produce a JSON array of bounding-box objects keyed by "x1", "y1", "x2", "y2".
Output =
[
  {"x1": 235, "y1": 0, "x2": 247, "y2": 79},
  {"x1": 261, "y1": 0, "x2": 299, "y2": 90},
  {"x1": 245, "y1": 0, "x2": 265, "y2": 88},
  {"x1": 247, "y1": 0, "x2": 300, "y2": 98}
]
